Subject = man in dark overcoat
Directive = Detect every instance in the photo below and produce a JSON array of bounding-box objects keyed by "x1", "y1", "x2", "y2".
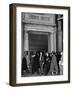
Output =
[
  {"x1": 32, "y1": 52, "x2": 40, "y2": 74},
  {"x1": 43, "y1": 52, "x2": 51, "y2": 75},
  {"x1": 56, "y1": 51, "x2": 61, "y2": 75},
  {"x1": 22, "y1": 55, "x2": 28, "y2": 76}
]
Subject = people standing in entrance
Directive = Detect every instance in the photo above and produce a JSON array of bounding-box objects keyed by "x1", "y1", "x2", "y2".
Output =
[
  {"x1": 39, "y1": 51, "x2": 44, "y2": 75},
  {"x1": 21, "y1": 51, "x2": 28, "y2": 76},
  {"x1": 25, "y1": 51, "x2": 30, "y2": 73},
  {"x1": 32, "y1": 51, "x2": 40, "y2": 74},
  {"x1": 31, "y1": 52, "x2": 36, "y2": 74},
  {"x1": 58, "y1": 52, "x2": 63, "y2": 75},
  {"x1": 56, "y1": 51, "x2": 61, "y2": 75},
  {"x1": 49, "y1": 51, "x2": 58, "y2": 75},
  {"x1": 43, "y1": 52, "x2": 51, "y2": 75}
]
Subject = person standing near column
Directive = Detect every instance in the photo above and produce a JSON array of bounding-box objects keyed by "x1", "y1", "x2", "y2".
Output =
[
  {"x1": 25, "y1": 51, "x2": 30, "y2": 73},
  {"x1": 49, "y1": 51, "x2": 58, "y2": 75},
  {"x1": 39, "y1": 51, "x2": 44, "y2": 75},
  {"x1": 21, "y1": 52, "x2": 28, "y2": 76},
  {"x1": 43, "y1": 52, "x2": 51, "y2": 75},
  {"x1": 56, "y1": 51, "x2": 61, "y2": 75}
]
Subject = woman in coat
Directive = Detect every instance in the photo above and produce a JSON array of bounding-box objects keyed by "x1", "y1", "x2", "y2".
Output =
[{"x1": 49, "y1": 51, "x2": 58, "y2": 75}]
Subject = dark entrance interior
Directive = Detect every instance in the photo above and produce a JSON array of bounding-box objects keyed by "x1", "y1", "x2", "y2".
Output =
[{"x1": 29, "y1": 32, "x2": 48, "y2": 51}]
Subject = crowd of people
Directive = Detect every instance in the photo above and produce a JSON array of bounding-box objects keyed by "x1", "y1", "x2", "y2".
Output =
[{"x1": 21, "y1": 50, "x2": 63, "y2": 77}]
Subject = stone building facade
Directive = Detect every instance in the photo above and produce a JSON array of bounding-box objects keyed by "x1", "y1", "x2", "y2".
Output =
[{"x1": 21, "y1": 13, "x2": 63, "y2": 57}]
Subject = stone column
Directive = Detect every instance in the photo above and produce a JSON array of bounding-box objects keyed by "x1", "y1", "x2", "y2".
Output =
[
  {"x1": 50, "y1": 32, "x2": 54, "y2": 52},
  {"x1": 57, "y1": 31, "x2": 62, "y2": 52},
  {"x1": 48, "y1": 33, "x2": 51, "y2": 53},
  {"x1": 53, "y1": 32, "x2": 56, "y2": 52},
  {"x1": 48, "y1": 32, "x2": 53, "y2": 53},
  {"x1": 24, "y1": 31, "x2": 30, "y2": 69},
  {"x1": 48, "y1": 32, "x2": 56, "y2": 53},
  {"x1": 24, "y1": 31, "x2": 29, "y2": 51},
  {"x1": 57, "y1": 15, "x2": 63, "y2": 52}
]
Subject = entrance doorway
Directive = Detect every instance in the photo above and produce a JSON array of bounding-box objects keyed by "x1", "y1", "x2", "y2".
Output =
[{"x1": 29, "y1": 32, "x2": 48, "y2": 51}]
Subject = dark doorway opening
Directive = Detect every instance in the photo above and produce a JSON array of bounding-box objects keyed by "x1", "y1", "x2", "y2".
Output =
[{"x1": 29, "y1": 32, "x2": 48, "y2": 51}]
